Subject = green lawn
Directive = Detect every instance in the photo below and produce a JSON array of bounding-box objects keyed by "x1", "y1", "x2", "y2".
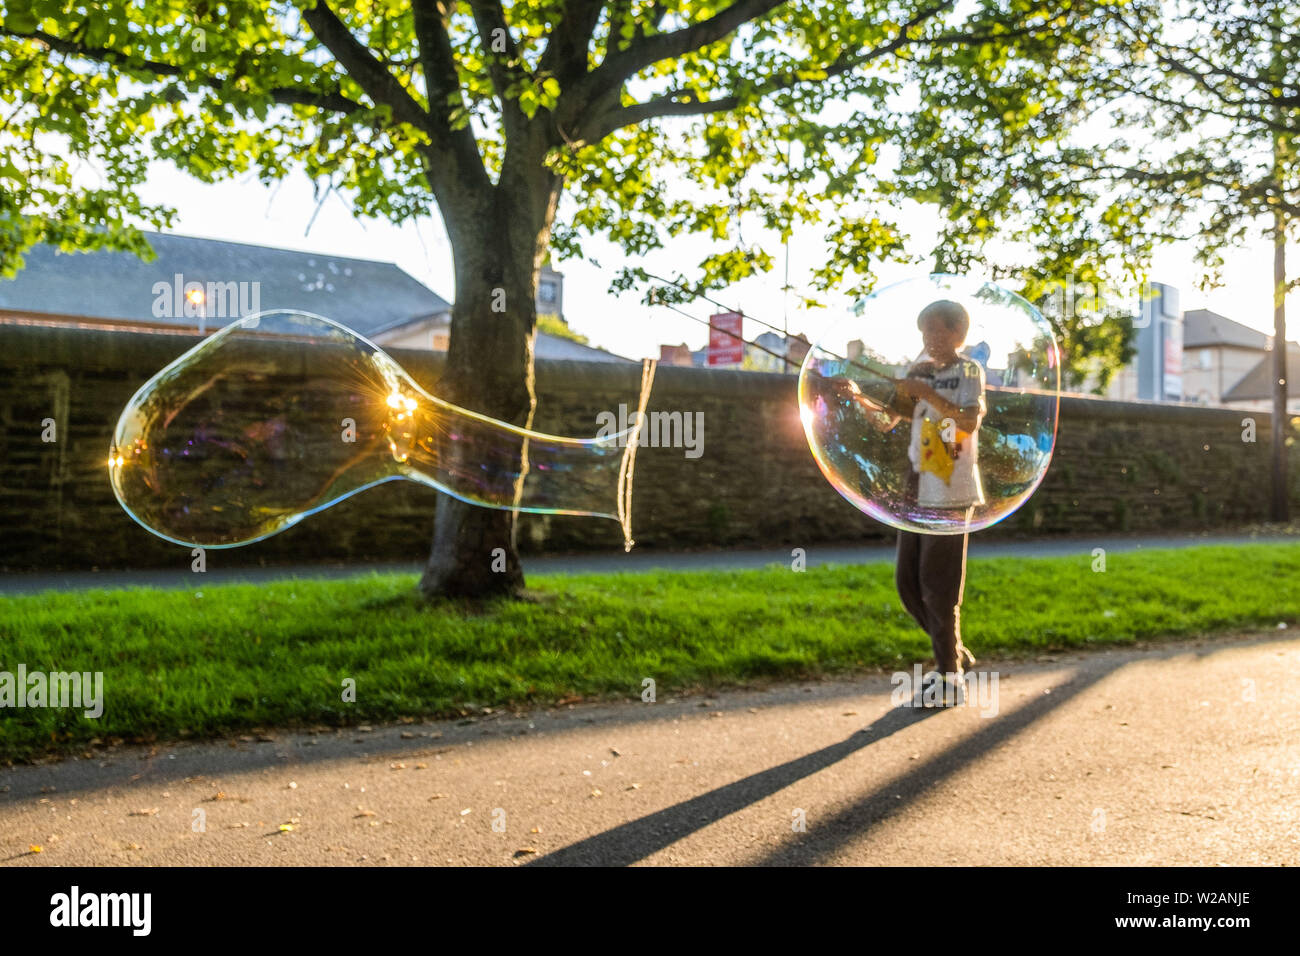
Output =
[{"x1": 1, "y1": 543, "x2": 1297, "y2": 761}]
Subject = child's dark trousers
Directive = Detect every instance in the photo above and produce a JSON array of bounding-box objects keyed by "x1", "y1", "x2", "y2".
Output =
[{"x1": 895, "y1": 530, "x2": 971, "y2": 674}]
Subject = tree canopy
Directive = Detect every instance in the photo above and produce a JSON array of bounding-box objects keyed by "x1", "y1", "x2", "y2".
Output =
[
  {"x1": 2, "y1": 1, "x2": 1146, "y2": 380},
  {"x1": 16, "y1": 0, "x2": 1261, "y2": 591}
]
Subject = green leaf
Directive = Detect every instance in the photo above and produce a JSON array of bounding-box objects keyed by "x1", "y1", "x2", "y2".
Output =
[{"x1": 5, "y1": 9, "x2": 38, "y2": 33}]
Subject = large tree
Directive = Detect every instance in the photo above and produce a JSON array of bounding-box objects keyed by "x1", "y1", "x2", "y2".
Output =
[{"x1": 1, "y1": 0, "x2": 1130, "y2": 596}]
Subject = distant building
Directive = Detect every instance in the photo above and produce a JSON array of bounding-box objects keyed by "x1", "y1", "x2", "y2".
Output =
[
  {"x1": 650, "y1": 324, "x2": 820, "y2": 372},
  {"x1": 537, "y1": 264, "x2": 564, "y2": 319},
  {"x1": 0, "y1": 231, "x2": 448, "y2": 337},
  {"x1": 746, "y1": 331, "x2": 790, "y2": 372},
  {"x1": 0, "y1": 234, "x2": 631, "y2": 364},
  {"x1": 1090, "y1": 294, "x2": 1296, "y2": 409},
  {"x1": 659, "y1": 343, "x2": 694, "y2": 366},
  {"x1": 1088, "y1": 282, "x2": 1178, "y2": 401},
  {"x1": 1221, "y1": 343, "x2": 1300, "y2": 414},
  {"x1": 1139, "y1": 282, "x2": 1183, "y2": 402},
  {"x1": 739, "y1": 330, "x2": 813, "y2": 372},
  {"x1": 380, "y1": 262, "x2": 570, "y2": 353},
  {"x1": 1181, "y1": 308, "x2": 1278, "y2": 407},
  {"x1": 784, "y1": 333, "x2": 811, "y2": 368}
]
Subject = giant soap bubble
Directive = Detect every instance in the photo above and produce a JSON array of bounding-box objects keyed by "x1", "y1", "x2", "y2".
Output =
[
  {"x1": 798, "y1": 274, "x2": 1059, "y2": 534},
  {"x1": 109, "y1": 310, "x2": 654, "y2": 549}
]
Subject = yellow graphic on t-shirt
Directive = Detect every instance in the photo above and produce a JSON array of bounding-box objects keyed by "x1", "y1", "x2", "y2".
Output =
[{"x1": 918, "y1": 415, "x2": 955, "y2": 485}]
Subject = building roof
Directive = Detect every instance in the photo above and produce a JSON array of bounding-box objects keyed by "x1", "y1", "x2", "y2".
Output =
[
  {"x1": 0, "y1": 232, "x2": 451, "y2": 338},
  {"x1": 0, "y1": 231, "x2": 635, "y2": 363},
  {"x1": 535, "y1": 333, "x2": 634, "y2": 363},
  {"x1": 1221, "y1": 343, "x2": 1300, "y2": 401},
  {"x1": 1182, "y1": 308, "x2": 1270, "y2": 350},
  {"x1": 374, "y1": 310, "x2": 633, "y2": 363}
]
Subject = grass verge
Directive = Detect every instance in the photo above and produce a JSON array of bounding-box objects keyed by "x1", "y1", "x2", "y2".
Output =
[{"x1": 1, "y1": 543, "x2": 1297, "y2": 761}]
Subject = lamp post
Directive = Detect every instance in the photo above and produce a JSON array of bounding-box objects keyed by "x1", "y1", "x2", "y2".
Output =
[{"x1": 186, "y1": 287, "x2": 207, "y2": 336}]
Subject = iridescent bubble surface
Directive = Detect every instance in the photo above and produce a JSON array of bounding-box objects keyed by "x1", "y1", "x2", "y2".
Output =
[
  {"x1": 798, "y1": 274, "x2": 1060, "y2": 534},
  {"x1": 109, "y1": 310, "x2": 649, "y2": 548}
]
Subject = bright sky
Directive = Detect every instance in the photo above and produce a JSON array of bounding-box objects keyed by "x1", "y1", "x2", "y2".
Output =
[{"x1": 138, "y1": 154, "x2": 1297, "y2": 363}]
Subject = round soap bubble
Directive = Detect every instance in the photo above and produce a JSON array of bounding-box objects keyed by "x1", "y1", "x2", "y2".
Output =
[
  {"x1": 798, "y1": 274, "x2": 1060, "y2": 534},
  {"x1": 109, "y1": 310, "x2": 653, "y2": 550}
]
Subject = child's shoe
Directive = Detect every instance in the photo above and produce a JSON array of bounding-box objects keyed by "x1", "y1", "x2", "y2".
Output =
[{"x1": 916, "y1": 670, "x2": 965, "y2": 708}]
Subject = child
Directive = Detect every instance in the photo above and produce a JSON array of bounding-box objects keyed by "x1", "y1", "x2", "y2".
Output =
[
  {"x1": 894, "y1": 300, "x2": 985, "y2": 704},
  {"x1": 836, "y1": 300, "x2": 986, "y2": 706}
]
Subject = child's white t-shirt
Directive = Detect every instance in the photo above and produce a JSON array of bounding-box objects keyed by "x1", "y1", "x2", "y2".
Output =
[{"x1": 905, "y1": 355, "x2": 987, "y2": 509}]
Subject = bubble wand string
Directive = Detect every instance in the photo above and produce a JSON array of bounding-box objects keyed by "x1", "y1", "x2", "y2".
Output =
[
  {"x1": 649, "y1": 295, "x2": 902, "y2": 418},
  {"x1": 643, "y1": 272, "x2": 899, "y2": 385}
]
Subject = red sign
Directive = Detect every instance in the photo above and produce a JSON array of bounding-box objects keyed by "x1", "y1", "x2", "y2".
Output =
[{"x1": 708, "y1": 311, "x2": 744, "y2": 367}]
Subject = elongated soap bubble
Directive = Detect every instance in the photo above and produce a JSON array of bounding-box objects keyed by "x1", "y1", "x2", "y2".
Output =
[
  {"x1": 798, "y1": 274, "x2": 1059, "y2": 534},
  {"x1": 109, "y1": 310, "x2": 653, "y2": 549}
]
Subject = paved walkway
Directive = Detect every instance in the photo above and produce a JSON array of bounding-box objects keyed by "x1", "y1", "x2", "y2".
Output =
[
  {"x1": 2, "y1": 530, "x2": 1293, "y2": 595},
  {"x1": 2, "y1": 631, "x2": 1297, "y2": 866}
]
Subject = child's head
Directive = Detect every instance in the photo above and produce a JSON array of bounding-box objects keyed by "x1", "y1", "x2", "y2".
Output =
[{"x1": 917, "y1": 300, "x2": 970, "y2": 358}]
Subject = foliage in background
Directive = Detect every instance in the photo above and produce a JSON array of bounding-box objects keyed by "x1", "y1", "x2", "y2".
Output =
[
  {"x1": 1, "y1": 1, "x2": 1145, "y2": 376},
  {"x1": 537, "y1": 312, "x2": 590, "y2": 344}
]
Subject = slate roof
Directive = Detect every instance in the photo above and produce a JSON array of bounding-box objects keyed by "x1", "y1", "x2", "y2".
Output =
[
  {"x1": 0, "y1": 231, "x2": 635, "y2": 362},
  {"x1": 534, "y1": 335, "x2": 634, "y2": 363},
  {"x1": 1222, "y1": 343, "x2": 1300, "y2": 402},
  {"x1": 1182, "y1": 309, "x2": 1271, "y2": 350},
  {"x1": 0, "y1": 232, "x2": 451, "y2": 338}
]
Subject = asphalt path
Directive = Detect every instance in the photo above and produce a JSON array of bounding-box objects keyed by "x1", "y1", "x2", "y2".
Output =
[{"x1": 2, "y1": 630, "x2": 1296, "y2": 866}]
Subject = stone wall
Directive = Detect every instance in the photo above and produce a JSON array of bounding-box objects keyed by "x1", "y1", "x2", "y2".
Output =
[{"x1": 1, "y1": 324, "x2": 1296, "y2": 571}]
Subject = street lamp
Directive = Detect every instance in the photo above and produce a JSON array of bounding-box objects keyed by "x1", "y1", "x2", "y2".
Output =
[{"x1": 186, "y1": 287, "x2": 207, "y2": 336}]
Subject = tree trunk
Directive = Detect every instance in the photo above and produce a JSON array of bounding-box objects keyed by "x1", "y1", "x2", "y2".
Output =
[
  {"x1": 1271, "y1": 212, "x2": 1288, "y2": 522},
  {"x1": 1270, "y1": 67, "x2": 1290, "y2": 524},
  {"x1": 419, "y1": 179, "x2": 558, "y2": 599}
]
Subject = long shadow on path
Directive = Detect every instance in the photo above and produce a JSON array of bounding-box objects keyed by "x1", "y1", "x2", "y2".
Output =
[
  {"x1": 532, "y1": 657, "x2": 1123, "y2": 866},
  {"x1": 750, "y1": 660, "x2": 1121, "y2": 865},
  {"x1": 529, "y1": 703, "x2": 942, "y2": 866}
]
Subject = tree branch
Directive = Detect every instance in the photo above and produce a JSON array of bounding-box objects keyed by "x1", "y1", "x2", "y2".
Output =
[
  {"x1": 4, "y1": 27, "x2": 362, "y2": 115},
  {"x1": 466, "y1": 0, "x2": 528, "y2": 137},
  {"x1": 1040, "y1": 156, "x2": 1300, "y2": 219},
  {"x1": 301, "y1": 1, "x2": 433, "y2": 133},
  {"x1": 408, "y1": 0, "x2": 491, "y2": 196},
  {"x1": 467, "y1": 0, "x2": 525, "y2": 85},
  {"x1": 539, "y1": 0, "x2": 605, "y2": 80},
  {"x1": 1096, "y1": 73, "x2": 1298, "y2": 136},
  {"x1": 583, "y1": 0, "x2": 955, "y2": 141},
  {"x1": 594, "y1": 0, "x2": 790, "y2": 88},
  {"x1": 1109, "y1": 6, "x2": 1295, "y2": 101},
  {"x1": 605, "y1": 90, "x2": 742, "y2": 129},
  {"x1": 410, "y1": 0, "x2": 458, "y2": 114},
  {"x1": 1106, "y1": 7, "x2": 1300, "y2": 113}
]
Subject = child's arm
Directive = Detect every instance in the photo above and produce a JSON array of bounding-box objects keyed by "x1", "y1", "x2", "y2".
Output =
[
  {"x1": 832, "y1": 378, "x2": 902, "y2": 431},
  {"x1": 896, "y1": 379, "x2": 981, "y2": 432},
  {"x1": 898, "y1": 360, "x2": 986, "y2": 434}
]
